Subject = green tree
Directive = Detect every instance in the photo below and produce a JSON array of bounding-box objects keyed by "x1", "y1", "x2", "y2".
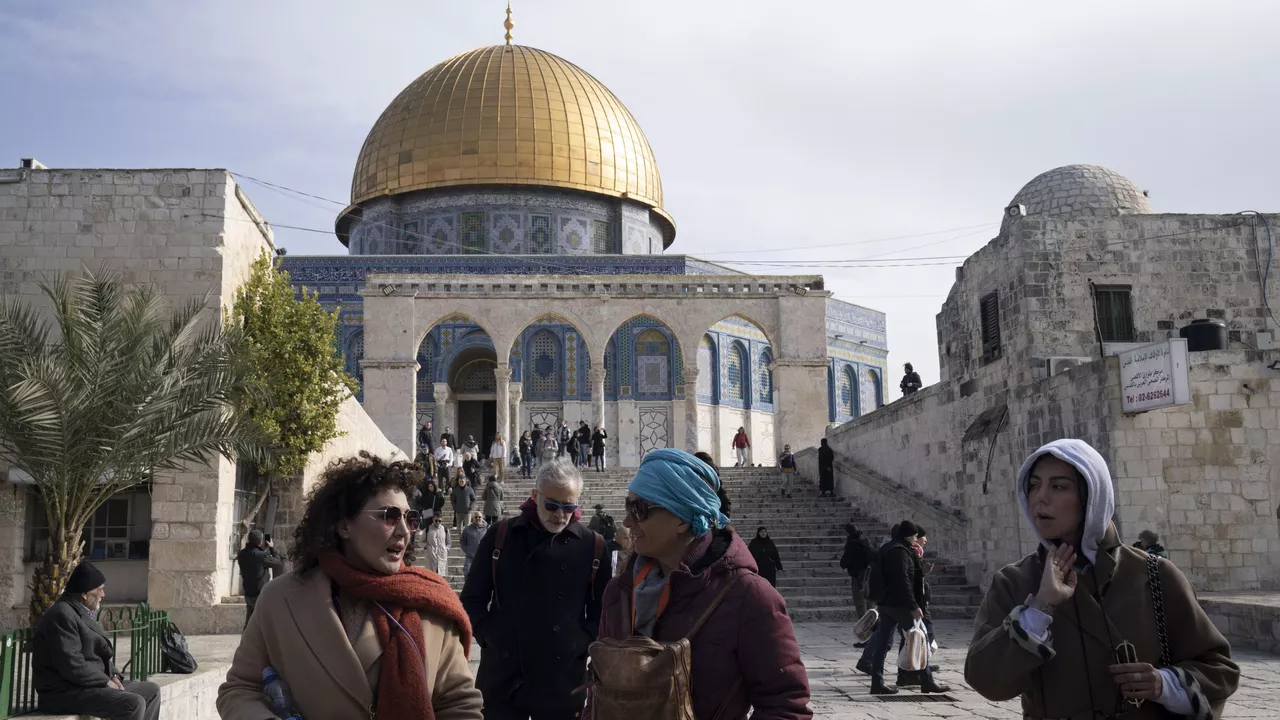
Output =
[
  {"x1": 230, "y1": 252, "x2": 357, "y2": 531},
  {"x1": 0, "y1": 270, "x2": 265, "y2": 622}
]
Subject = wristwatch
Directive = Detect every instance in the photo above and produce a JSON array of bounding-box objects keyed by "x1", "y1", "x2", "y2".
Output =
[{"x1": 1025, "y1": 594, "x2": 1056, "y2": 616}]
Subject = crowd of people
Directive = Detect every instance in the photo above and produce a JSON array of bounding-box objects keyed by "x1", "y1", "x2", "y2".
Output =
[{"x1": 26, "y1": 422, "x2": 1243, "y2": 719}]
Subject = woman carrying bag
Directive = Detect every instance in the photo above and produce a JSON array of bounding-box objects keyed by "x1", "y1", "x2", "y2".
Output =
[{"x1": 965, "y1": 439, "x2": 1239, "y2": 718}]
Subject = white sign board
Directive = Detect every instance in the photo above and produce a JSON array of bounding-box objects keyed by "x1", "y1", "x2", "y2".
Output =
[{"x1": 1119, "y1": 339, "x2": 1191, "y2": 413}]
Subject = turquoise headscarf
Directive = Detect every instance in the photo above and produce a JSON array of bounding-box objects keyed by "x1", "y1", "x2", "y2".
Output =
[{"x1": 629, "y1": 448, "x2": 730, "y2": 537}]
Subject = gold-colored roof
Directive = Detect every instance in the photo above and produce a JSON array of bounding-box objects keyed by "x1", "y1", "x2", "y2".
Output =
[{"x1": 349, "y1": 44, "x2": 668, "y2": 223}]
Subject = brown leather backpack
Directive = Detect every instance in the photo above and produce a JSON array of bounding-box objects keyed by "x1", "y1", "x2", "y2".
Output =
[{"x1": 586, "y1": 577, "x2": 741, "y2": 720}]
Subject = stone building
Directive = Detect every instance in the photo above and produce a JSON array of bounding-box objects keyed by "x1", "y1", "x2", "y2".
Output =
[
  {"x1": 280, "y1": 39, "x2": 890, "y2": 465},
  {"x1": 808, "y1": 164, "x2": 1280, "y2": 594},
  {"x1": 0, "y1": 166, "x2": 404, "y2": 631}
]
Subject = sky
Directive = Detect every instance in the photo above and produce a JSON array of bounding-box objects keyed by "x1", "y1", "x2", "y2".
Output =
[{"x1": 4, "y1": 0, "x2": 1280, "y2": 396}]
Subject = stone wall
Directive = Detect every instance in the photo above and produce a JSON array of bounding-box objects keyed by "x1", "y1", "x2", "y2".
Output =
[{"x1": 823, "y1": 348, "x2": 1280, "y2": 592}]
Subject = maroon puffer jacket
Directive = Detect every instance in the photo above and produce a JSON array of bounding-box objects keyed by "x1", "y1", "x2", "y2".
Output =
[{"x1": 593, "y1": 529, "x2": 812, "y2": 720}]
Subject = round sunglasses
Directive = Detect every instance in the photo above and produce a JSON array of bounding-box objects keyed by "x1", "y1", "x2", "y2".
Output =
[
  {"x1": 625, "y1": 497, "x2": 663, "y2": 522},
  {"x1": 361, "y1": 506, "x2": 423, "y2": 531}
]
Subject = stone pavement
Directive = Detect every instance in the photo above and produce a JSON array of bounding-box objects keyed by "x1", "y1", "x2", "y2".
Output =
[{"x1": 175, "y1": 619, "x2": 1278, "y2": 719}]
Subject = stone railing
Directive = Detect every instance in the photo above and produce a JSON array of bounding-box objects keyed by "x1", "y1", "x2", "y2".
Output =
[
  {"x1": 795, "y1": 447, "x2": 969, "y2": 565},
  {"x1": 361, "y1": 273, "x2": 826, "y2": 299},
  {"x1": 1198, "y1": 592, "x2": 1280, "y2": 656}
]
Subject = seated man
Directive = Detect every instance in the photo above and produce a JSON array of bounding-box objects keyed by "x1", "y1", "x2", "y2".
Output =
[{"x1": 32, "y1": 561, "x2": 161, "y2": 720}]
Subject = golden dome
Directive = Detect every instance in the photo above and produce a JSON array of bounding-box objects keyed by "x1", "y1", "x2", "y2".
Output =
[{"x1": 348, "y1": 44, "x2": 670, "y2": 230}]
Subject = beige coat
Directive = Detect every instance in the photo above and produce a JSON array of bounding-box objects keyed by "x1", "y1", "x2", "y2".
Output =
[
  {"x1": 217, "y1": 568, "x2": 482, "y2": 720},
  {"x1": 965, "y1": 526, "x2": 1238, "y2": 720}
]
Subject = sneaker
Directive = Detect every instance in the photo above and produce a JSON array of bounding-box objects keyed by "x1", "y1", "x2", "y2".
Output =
[
  {"x1": 869, "y1": 682, "x2": 898, "y2": 695},
  {"x1": 920, "y1": 681, "x2": 951, "y2": 694}
]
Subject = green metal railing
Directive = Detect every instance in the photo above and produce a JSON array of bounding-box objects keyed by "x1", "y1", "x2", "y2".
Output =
[{"x1": 0, "y1": 603, "x2": 169, "y2": 718}]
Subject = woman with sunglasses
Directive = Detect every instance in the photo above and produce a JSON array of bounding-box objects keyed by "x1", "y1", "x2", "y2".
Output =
[
  {"x1": 592, "y1": 448, "x2": 811, "y2": 719},
  {"x1": 217, "y1": 452, "x2": 482, "y2": 720},
  {"x1": 965, "y1": 439, "x2": 1238, "y2": 719}
]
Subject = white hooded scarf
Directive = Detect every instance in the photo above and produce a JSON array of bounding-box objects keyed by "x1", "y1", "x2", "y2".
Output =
[{"x1": 1015, "y1": 438, "x2": 1116, "y2": 565}]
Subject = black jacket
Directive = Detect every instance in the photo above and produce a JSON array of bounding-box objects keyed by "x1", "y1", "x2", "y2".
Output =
[
  {"x1": 591, "y1": 430, "x2": 607, "y2": 455},
  {"x1": 900, "y1": 371, "x2": 922, "y2": 394},
  {"x1": 839, "y1": 534, "x2": 872, "y2": 576},
  {"x1": 32, "y1": 598, "x2": 119, "y2": 694},
  {"x1": 519, "y1": 437, "x2": 533, "y2": 457},
  {"x1": 439, "y1": 432, "x2": 455, "y2": 449},
  {"x1": 418, "y1": 426, "x2": 434, "y2": 451},
  {"x1": 460, "y1": 513, "x2": 610, "y2": 710},
  {"x1": 878, "y1": 539, "x2": 924, "y2": 611},
  {"x1": 420, "y1": 487, "x2": 446, "y2": 516},
  {"x1": 557, "y1": 426, "x2": 571, "y2": 444},
  {"x1": 236, "y1": 545, "x2": 283, "y2": 598}
]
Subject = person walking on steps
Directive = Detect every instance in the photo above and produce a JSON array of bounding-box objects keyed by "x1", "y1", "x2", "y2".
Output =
[
  {"x1": 731, "y1": 427, "x2": 751, "y2": 467},
  {"x1": 460, "y1": 513, "x2": 487, "y2": 578},
  {"x1": 426, "y1": 514, "x2": 449, "y2": 576},
  {"x1": 489, "y1": 433, "x2": 507, "y2": 482},
  {"x1": 748, "y1": 526, "x2": 784, "y2": 588},
  {"x1": 778, "y1": 445, "x2": 797, "y2": 498},
  {"x1": 818, "y1": 438, "x2": 836, "y2": 498},
  {"x1": 862, "y1": 520, "x2": 950, "y2": 695},
  {"x1": 519, "y1": 431, "x2": 534, "y2": 479},
  {"x1": 419, "y1": 420, "x2": 437, "y2": 480},
  {"x1": 482, "y1": 475, "x2": 504, "y2": 525},
  {"x1": 451, "y1": 477, "x2": 475, "y2": 531},
  {"x1": 591, "y1": 425, "x2": 608, "y2": 472},
  {"x1": 420, "y1": 480, "x2": 446, "y2": 521},
  {"x1": 529, "y1": 426, "x2": 543, "y2": 469},
  {"x1": 577, "y1": 421, "x2": 592, "y2": 467},
  {"x1": 839, "y1": 523, "x2": 873, "y2": 619},
  {"x1": 896, "y1": 526, "x2": 938, "y2": 690},
  {"x1": 556, "y1": 419, "x2": 571, "y2": 459},
  {"x1": 965, "y1": 439, "x2": 1239, "y2": 718},
  {"x1": 435, "y1": 437, "x2": 455, "y2": 488}
]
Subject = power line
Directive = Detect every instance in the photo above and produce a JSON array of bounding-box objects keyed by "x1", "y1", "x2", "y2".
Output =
[{"x1": 691, "y1": 221, "x2": 999, "y2": 256}]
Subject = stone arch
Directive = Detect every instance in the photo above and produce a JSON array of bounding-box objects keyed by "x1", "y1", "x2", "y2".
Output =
[
  {"x1": 505, "y1": 313, "x2": 593, "y2": 400},
  {"x1": 862, "y1": 367, "x2": 883, "y2": 413},
  {"x1": 606, "y1": 314, "x2": 683, "y2": 400}
]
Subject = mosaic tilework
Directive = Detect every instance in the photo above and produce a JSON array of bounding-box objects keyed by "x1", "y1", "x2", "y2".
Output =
[
  {"x1": 726, "y1": 342, "x2": 746, "y2": 400},
  {"x1": 758, "y1": 349, "x2": 773, "y2": 405},
  {"x1": 827, "y1": 298, "x2": 888, "y2": 335},
  {"x1": 711, "y1": 316, "x2": 770, "y2": 342},
  {"x1": 492, "y1": 212, "x2": 523, "y2": 253},
  {"x1": 283, "y1": 255, "x2": 714, "y2": 284},
  {"x1": 638, "y1": 407, "x2": 670, "y2": 455},
  {"x1": 592, "y1": 220, "x2": 612, "y2": 254},
  {"x1": 613, "y1": 317, "x2": 678, "y2": 401},
  {"x1": 634, "y1": 329, "x2": 671, "y2": 399},
  {"x1": 345, "y1": 331, "x2": 363, "y2": 383},
  {"x1": 839, "y1": 367, "x2": 855, "y2": 417},
  {"x1": 528, "y1": 330, "x2": 560, "y2": 399},
  {"x1": 416, "y1": 337, "x2": 436, "y2": 400},
  {"x1": 604, "y1": 340, "x2": 616, "y2": 398},
  {"x1": 460, "y1": 213, "x2": 485, "y2": 255},
  {"x1": 457, "y1": 362, "x2": 497, "y2": 393},
  {"x1": 529, "y1": 215, "x2": 553, "y2": 254},
  {"x1": 696, "y1": 335, "x2": 715, "y2": 401},
  {"x1": 565, "y1": 332, "x2": 578, "y2": 397}
]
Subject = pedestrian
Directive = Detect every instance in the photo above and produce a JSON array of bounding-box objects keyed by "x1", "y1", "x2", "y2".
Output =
[
  {"x1": 460, "y1": 459, "x2": 610, "y2": 719},
  {"x1": 460, "y1": 513, "x2": 487, "y2": 578},
  {"x1": 434, "y1": 437, "x2": 455, "y2": 487},
  {"x1": 896, "y1": 526, "x2": 936, "y2": 689},
  {"x1": 567, "y1": 430, "x2": 581, "y2": 468},
  {"x1": 519, "y1": 431, "x2": 534, "y2": 479},
  {"x1": 612, "y1": 524, "x2": 632, "y2": 578},
  {"x1": 483, "y1": 474, "x2": 504, "y2": 525},
  {"x1": 577, "y1": 421, "x2": 592, "y2": 467},
  {"x1": 747, "y1": 526, "x2": 783, "y2": 588},
  {"x1": 818, "y1": 438, "x2": 835, "y2": 498},
  {"x1": 419, "y1": 419, "x2": 437, "y2": 480},
  {"x1": 731, "y1": 426, "x2": 751, "y2": 467},
  {"x1": 463, "y1": 451, "x2": 480, "y2": 489},
  {"x1": 236, "y1": 529, "x2": 283, "y2": 628},
  {"x1": 861, "y1": 520, "x2": 950, "y2": 695},
  {"x1": 965, "y1": 439, "x2": 1239, "y2": 717},
  {"x1": 587, "y1": 503, "x2": 617, "y2": 545},
  {"x1": 217, "y1": 451, "x2": 482, "y2": 720},
  {"x1": 461, "y1": 434, "x2": 479, "y2": 462},
  {"x1": 427, "y1": 515, "x2": 449, "y2": 577},
  {"x1": 590, "y1": 448, "x2": 811, "y2": 719},
  {"x1": 420, "y1": 480, "x2": 446, "y2": 520},
  {"x1": 540, "y1": 431, "x2": 558, "y2": 466},
  {"x1": 556, "y1": 419, "x2": 571, "y2": 458},
  {"x1": 591, "y1": 425, "x2": 607, "y2": 471},
  {"x1": 451, "y1": 477, "x2": 475, "y2": 531},
  {"x1": 440, "y1": 426, "x2": 456, "y2": 451},
  {"x1": 32, "y1": 561, "x2": 162, "y2": 720},
  {"x1": 778, "y1": 444, "x2": 797, "y2": 498},
  {"x1": 899, "y1": 362, "x2": 921, "y2": 396},
  {"x1": 1134, "y1": 529, "x2": 1169, "y2": 558},
  {"x1": 839, "y1": 523, "x2": 872, "y2": 619},
  {"x1": 490, "y1": 433, "x2": 507, "y2": 481}
]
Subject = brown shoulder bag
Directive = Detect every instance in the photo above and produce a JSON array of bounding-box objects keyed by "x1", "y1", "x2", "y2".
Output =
[{"x1": 586, "y1": 576, "x2": 742, "y2": 720}]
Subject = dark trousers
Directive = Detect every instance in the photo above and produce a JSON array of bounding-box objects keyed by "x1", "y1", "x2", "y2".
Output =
[
  {"x1": 244, "y1": 595, "x2": 259, "y2": 628},
  {"x1": 38, "y1": 680, "x2": 161, "y2": 720},
  {"x1": 483, "y1": 701, "x2": 582, "y2": 720},
  {"x1": 557, "y1": 441, "x2": 567, "y2": 457},
  {"x1": 867, "y1": 605, "x2": 933, "y2": 687},
  {"x1": 521, "y1": 454, "x2": 533, "y2": 477},
  {"x1": 592, "y1": 453, "x2": 604, "y2": 471}
]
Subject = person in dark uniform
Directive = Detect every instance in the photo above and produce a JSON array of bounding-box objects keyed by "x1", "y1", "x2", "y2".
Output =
[{"x1": 236, "y1": 529, "x2": 283, "y2": 626}]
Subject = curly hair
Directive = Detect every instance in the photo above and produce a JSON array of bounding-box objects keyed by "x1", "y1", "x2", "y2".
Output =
[{"x1": 290, "y1": 451, "x2": 423, "y2": 573}]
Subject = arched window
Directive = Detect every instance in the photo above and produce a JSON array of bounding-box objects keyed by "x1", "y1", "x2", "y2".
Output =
[
  {"x1": 416, "y1": 336, "x2": 437, "y2": 402},
  {"x1": 346, "y1": 331, "x2": 364, "y2": 383},
  {"x1": 696, "y1": 335, "x2": 717, "y2": 402},
  {"x1": 860, "y1": 368, "x2": 879, "y2": 416},
  {"x1": 726, "y1": 342, "x2": 746, "y2": 401},
  {"x1": 527, "y1": 330, "x2": 561, "y2": 400},
  {"x1": 758, "y1": 349, "x2": 773, "y2": 404},
  {"x1": 840, "y1": 366, "x2": 855, "y2": 417},
  {"x1": 634, "y1": 329, "x2": 672, "y2": 399},
  {"x1": 456, "y1": 361, "x2": 497, "y2": 393},
  {"x1": 867, "y1": 369, "x2": 884, "y2": 410}
]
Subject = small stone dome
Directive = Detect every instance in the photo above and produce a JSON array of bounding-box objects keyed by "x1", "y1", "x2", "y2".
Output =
[{"x1": 1001, "y1": 164, "x2": 1151, "y2": 234}]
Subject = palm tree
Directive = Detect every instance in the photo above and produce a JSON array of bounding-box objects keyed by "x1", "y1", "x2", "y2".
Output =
[{"x1": 0, "y1": 269, "x2": 266, "y2": 623}]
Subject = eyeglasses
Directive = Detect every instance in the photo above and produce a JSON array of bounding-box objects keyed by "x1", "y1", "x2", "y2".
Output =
[
  {"x1": 625, "y1": 497, "x2": 662, "y2": 522},
  {"x1": 542, "y1": 499, "x2": 579, "y2": 515},
  {"x1": 362, "y1": 507, "x2": 423, "y2": 531}
]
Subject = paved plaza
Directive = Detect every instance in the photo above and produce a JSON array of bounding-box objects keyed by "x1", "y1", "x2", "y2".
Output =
[{"x1": 171, "y1": 619, "x2": 1278, "y2": 719}]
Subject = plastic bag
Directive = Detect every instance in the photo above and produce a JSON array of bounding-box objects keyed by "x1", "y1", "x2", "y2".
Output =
[
  {"x1": 897, "y1": 619, "x2": 929, "y2": 672},
  {"x1": 852, "y1": 608, "x2": 879, "y2": 642}
]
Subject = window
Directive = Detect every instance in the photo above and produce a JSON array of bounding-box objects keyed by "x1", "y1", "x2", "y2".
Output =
[
  {"x1": 726, "y1": 343, "x2": 746, "y2": 400},
  {"x1": 592, "y1": 220, "x2": 613, "y2": 254},
  {"x1": 416, "y1": 337, "x2": 435, "y2": 402},
  {"x1": 528, "y1": 330, "x2": 561, "y2": 398},
  {"x1": 979, "y1": 292, "x2": 1001, "y2": 362},
  {"x1": 696, "y1": 335, "x2": 716, "y2": 401},
  {"x1": 1094, "y1": 286, "x2": 1135, "y2": 343},
  {"x1": 840, "y1": 367, "x2": 855, "y2": 416},
  {"x1": 758, "y1": 349, "x2": 773, "y2": 404},
  {"x1": 346, "y1": 331, "x2": 364, "y2": 383},
  {"x1": 530, "y1": 215, "x2": 553, "y2": 254},
  {"x1": 460, "y1": 212, "x2": 485, "y2": 254},
  {"x1": 27, "y1": 491, "x2": 149, "y2": 562},
  {"x1": 635, "y1": 329, "x2": 672, "y2": 399}
]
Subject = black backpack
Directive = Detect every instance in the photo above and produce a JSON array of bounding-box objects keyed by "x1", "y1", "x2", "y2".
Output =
[
  {"x1": 865, "y1": 545, "x2": 888, "y2": 603},
  {"x1": 160, "y1": 621, "x2": 198, "y2": 674}
]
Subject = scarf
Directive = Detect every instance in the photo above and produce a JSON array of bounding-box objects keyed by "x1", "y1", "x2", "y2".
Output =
[
  {"x1": 319, "y1": 552, "x2": 473, "y2": 720},
  {"x1": 628, "y1": 448, "x2": 728, "y2": 537}
]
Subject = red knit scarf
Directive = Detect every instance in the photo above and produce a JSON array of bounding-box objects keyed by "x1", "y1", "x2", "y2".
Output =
[{"x1": 319, "y1": 552, "x2": 472, "y2": 720}]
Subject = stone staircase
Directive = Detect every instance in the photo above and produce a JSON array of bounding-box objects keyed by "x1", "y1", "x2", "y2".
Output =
[{"x1": 422, "y1": 465, "x2": 983, "y2": 622}]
